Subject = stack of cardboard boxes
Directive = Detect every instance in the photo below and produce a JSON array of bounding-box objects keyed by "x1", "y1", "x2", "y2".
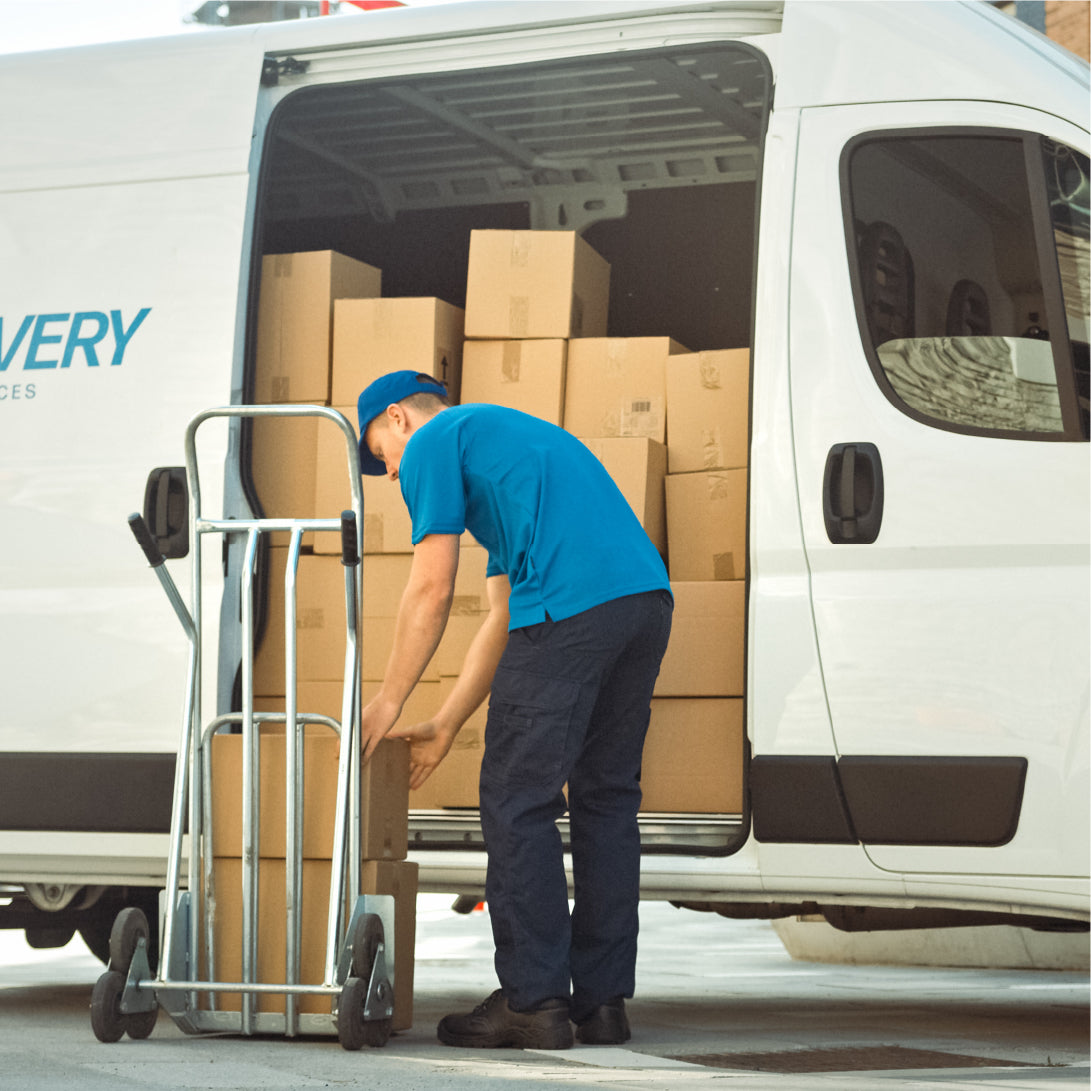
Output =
[
  {"x1": 208, "y1": 731, "x2": 417, "y2": 1029},
  {"x1": 243, "y1": 232, "x2": 747, "y2": 829}
]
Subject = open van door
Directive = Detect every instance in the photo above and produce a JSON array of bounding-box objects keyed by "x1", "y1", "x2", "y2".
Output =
[{"x1": 781, "y1": 2, "x2": 1089, "y2": 888}]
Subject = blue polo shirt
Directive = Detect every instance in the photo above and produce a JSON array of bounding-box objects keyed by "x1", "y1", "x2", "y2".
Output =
[{"x1": 398, "y1": 404, "x2": 669, "y2": 630}]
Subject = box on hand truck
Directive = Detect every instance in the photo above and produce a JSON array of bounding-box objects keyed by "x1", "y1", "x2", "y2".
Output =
[{"x1": 89, "y1": 404, "x2": 396, "y2": 1051}]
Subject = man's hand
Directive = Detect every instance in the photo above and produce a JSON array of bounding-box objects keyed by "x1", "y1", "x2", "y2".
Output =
[
  {"x1": 387, "y1": 719, "x2": 457, "y2": 790},
  {"x1": 359, "y1": 692, "x2": 403, "y2": 765}
]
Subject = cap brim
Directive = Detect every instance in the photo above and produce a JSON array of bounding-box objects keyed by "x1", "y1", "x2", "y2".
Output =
[{"x1": 357, "y1": 434, "x2": 387, "y2": 476}]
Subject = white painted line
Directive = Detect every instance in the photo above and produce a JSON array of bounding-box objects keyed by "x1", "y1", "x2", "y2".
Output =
[{"x1": 527, "y1": 1046, "x2": 708, "y2": 1069}]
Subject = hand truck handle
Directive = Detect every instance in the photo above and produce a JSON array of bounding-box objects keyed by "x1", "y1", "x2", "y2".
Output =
[
  {"x1": 340, "y1": 510, "x2": 360, "y2": 568},
  {"x1": 128, "y1": 512, "x2": 166, "y2": 568}
]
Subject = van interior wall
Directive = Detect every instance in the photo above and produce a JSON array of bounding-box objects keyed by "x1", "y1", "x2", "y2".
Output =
[{"x1": 260, "y1": 182, "x2": 754, "y2": 352}]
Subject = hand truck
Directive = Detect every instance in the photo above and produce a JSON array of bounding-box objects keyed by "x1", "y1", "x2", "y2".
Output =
[{"x1": 90, "y1": 405, "x2": 394, "y2": 1050}]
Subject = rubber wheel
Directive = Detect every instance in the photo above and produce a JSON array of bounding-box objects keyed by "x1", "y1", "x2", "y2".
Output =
[
  {"x1": 337, "y1": 976, "x2": 368, "y2": 1051},
  {"x1": 125, "y1": 1004, "x2": 158, "y2": 1040},
  {"x1": 108, "y1": 907, "x2": 149, "y2": 973},
  {"x1": 90, "y1": 970, "x2": 126, "y2": 1043},
  {"x1": 351, "y1": 913, "x2": 383, "y2": 980},
  {"x1": 362, "y1": 978, "x2": 393, "y2": 1049}
]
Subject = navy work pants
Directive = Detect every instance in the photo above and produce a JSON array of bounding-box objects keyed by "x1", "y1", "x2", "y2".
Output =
[{"x1": 478, "y1": 589, "x2": 673, "y2": 1021}]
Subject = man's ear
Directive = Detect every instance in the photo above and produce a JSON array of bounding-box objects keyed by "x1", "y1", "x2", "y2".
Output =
[{"x1": 386, "y1": 402, "x2": 407, "y2": 430}]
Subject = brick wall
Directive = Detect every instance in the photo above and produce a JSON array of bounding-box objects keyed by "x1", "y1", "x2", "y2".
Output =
[{"x1": 1046, "y1": 0, "x2": 1090, "y2": 60}]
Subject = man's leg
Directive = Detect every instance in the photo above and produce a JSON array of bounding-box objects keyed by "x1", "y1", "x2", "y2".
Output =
[{"x1": 567, "y1": 590, "x2": 673, "y2": 1025}]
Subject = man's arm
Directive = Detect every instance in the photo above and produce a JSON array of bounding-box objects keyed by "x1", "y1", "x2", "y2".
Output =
[
  {"x1": 389, "y1": 573, "x2": 510, "y2": 789},
  {"x1": 359, "y1": 532, "x2": 458, "y2": 762}
]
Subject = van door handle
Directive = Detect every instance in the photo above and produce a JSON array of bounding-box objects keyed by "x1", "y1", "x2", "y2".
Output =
[{"x1": 822, "y1": 443, "x2": 883, "y2": 544}]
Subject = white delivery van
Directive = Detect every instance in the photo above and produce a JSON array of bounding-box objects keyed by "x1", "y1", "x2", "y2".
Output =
[{"x1": 0, "y1": 1, "x2": 1087, "y2": 963}]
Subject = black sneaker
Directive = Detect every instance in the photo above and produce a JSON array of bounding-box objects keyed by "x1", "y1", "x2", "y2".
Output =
[
  {"x1": 575, "y1": 998, "x2": 631, "y2": 1044},
  {"x1": 437, "y1": 989, "x2": 573, "y2": 1049}
]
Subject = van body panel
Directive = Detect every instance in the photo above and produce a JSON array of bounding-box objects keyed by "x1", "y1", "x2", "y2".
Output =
[
  {"x1": 747, "y1": 105, "x2": 841, "y2": 758},
  {"x1": 0, "y1": 34, "x2": 263, "y2": 191},
  {"x1": 0, "y1": 0, "x2": 1086, "y2": 932},
  {"x1": 777, "y1": 1, "x2": 1088, "y2": 122},
  {"x1": 788, "y1": 97, "x2": 1089, "y2": 879}
]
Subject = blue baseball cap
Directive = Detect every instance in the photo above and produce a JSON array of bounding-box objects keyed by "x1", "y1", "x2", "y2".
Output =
[{"x1": 356, "y1": 370, "x2": 448, "y2": 475}]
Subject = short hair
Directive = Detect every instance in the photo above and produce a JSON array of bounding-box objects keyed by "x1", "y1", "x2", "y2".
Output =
[{"x1": 400, "y1": 390, "x2": 451, "y2": 413}]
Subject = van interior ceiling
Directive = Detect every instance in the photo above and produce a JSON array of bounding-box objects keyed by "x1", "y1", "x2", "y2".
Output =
[{"x1": 255, "y1": 44, "x2": 769, "y2": 356}]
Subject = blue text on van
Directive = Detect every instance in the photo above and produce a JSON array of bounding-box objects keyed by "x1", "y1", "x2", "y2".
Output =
[{"x1": 0, "y1": 309, "x2": 151, "y2": 371}]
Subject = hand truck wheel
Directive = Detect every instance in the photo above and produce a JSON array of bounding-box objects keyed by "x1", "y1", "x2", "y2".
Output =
[
  {"x1": 108, "y1": 906, "x2": 150, "y2": 973},
  {"x1": 90, "y1": 970, "x2": 127, "y2": 1043},
  {"x1": 351, "y1": 913, "x2": 383, "y2": 979},
  {"x1": 337, "y1": 976, "x2": 393, "y2": 1050}
]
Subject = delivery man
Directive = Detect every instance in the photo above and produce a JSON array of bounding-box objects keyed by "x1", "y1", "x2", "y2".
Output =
[{"x1": 356, "y1": 370, "x2": 672, "y2": 1050}]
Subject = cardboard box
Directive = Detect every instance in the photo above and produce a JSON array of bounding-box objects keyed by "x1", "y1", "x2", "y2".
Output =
[
  {"x1": 460, "y1": 340, "x2": 567, "y2": 424},
  {"x1": 307, "y1": 407, "x2": 362, "y2": 552},
  {"x1": 580, "y1": 437, "x2": 667, "y2": 556},
  {"x1": 210, "y1": 729, "x2": 409, "y2": 861},
  {"x1": 256, "y1": 551, "x2": 398, "y2": 691},
  {"x1": 655, "y1": 581, "x2": 745, "y2": 696},
  {"x1": 310, "y1": 409, "x2": 410, "y2": 555},
  {"x1": 251, "y1": 415, "x2": 320, "y2": 549},
  {"x1": 253, "y1": 548, "x2": 325, "y2": 695},
  {"x1": 256, "y1": 250, "x2": 381, "y2": 405},
  {"x1": 362, "y1": 554, "x2": 413, "y2": 617},
  {"x1": 665, "y1": 349, "x2": 750, "y2": 473},
  {"x1": 209, "y1": 856, "x2": 417, "y2": 1028},
  {"x1": 434, "y1": 615, "x2": 487, "y2": 677},
  {"x1": 563, "y1": 337, "x2": 688, "y2": 442},
  {"x1": 409, "y1": 678, "x2": 487, "y2": 809},
  {"x1": 464, "y1": 230, "x2": 609, "y2": 340},
  {"x1": 361, "y1": 617, "x2": 441, "y2": 683},
  {"x1": 640, "y1": 698, "x2": 743, "y2": 813},
  {"x1": 665, "y1": 468, "x2": 747, "y2": 581},
  {"x1": 331, "y1": 297, "x2": 464, "y2": 407}
]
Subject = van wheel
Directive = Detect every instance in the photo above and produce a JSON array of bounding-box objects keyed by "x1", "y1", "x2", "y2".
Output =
[
  {"x1": 79, "y1": 923, "x2": 111, "y2": 966},
  {"x1": 25, "y1": 926, "x2": 75, "y2": 949}
]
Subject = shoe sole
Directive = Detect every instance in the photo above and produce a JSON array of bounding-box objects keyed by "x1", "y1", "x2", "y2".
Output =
[{"x1": 437, "y1": 1021, "x2": 573, "y2": 1050}]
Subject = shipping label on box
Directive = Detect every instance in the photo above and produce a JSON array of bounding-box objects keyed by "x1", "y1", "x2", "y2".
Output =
[
  {"x1": 564, "y1": 337, "x2": 687, "y2": 442},
  {"x1": 655, "y1": 581, "x2": 745, "y2": 696},
  {"x1": 666, "y1": 349, "x2": 750, "y2": 473},
  {"x1": 460, "y1": 339, "x2": 567, "y2": 424},
  {"x1": 331, "y1": 297, "x2": 464, "y2": 407},
  {"x1": 464, "y1": 230, "x2": 609, "y2": 340},
  {"x1": 640, "y1": 698, "x2": 743, "y2": 813},
  {"x1": 665, "y1": 468, "x2": 747, "y2": 582},
  {"x1": 255, "y1": 250, "x2": 381, "y2": 405},
  {"x1": 580, "y1": 437, "x2": 666, "y2": 556}
]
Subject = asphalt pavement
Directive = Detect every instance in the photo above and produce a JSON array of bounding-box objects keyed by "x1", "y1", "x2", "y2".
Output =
[{"x1": 0, "y1": 894, "x2": 1087, "y2": 1090}]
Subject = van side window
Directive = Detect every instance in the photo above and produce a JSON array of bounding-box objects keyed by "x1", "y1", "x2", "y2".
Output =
[{"x1": 845, "y1": 132, "x2": 1089, "y2": 440}]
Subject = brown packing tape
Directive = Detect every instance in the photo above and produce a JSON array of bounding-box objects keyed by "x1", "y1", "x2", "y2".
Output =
[
  {"x1": 699, "y1": 355, "x2": 724, "y2": 388},
  {"x1": 501, "y1": 341, "x2": 521, "y2": 382},
  {"x1": 509, "y1": 232, "x2": 532, "y2": 267},
  {"x1": 509, "y1": 297, "x2": 530, "y2": 337},
  {"x1": 713, "y1": 554, "x2": 738, "y2": 580},
  {"x1": 699, "y1": 428, "x2": 723, "y2": 469},
  {"x1": 364, "y1": 513, "x2": 385, "y2": 554}
]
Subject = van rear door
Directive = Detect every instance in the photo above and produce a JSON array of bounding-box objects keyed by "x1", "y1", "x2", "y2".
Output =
[{"x1": 781, "y1": 2, "x2": 1089, "y2": 886}]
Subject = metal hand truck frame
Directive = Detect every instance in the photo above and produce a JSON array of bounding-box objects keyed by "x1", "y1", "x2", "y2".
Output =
[{"x1": 90, "y1": 405, "x2": 393, "y2": 1050}]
